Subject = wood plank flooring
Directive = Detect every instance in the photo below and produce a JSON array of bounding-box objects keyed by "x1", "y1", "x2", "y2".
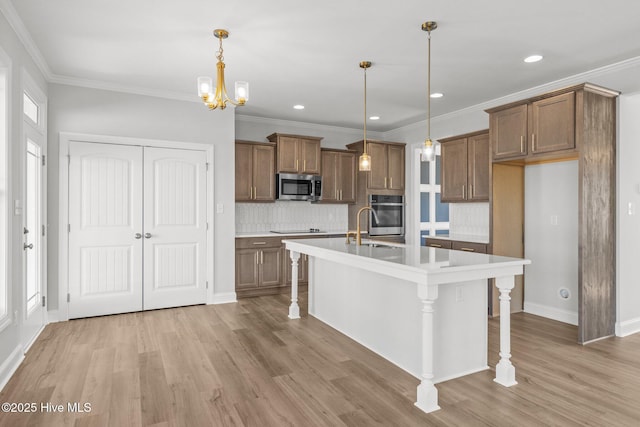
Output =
[{"x1": 2, "y1": 293, "x2": 640, "y2": 426}]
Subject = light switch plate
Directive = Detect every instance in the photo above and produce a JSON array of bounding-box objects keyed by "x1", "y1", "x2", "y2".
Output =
[{"x1": 216, "y1": 203, "x2": 224, "y2": 214}]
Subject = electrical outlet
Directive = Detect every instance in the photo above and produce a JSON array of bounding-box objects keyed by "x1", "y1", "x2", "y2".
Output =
[
  {"x1": 629, "y1": 202, "x2": 635, "y2": 216},
  {"x1": 216, "y1": 203, "x2": 224, "y2": 214},
  {"x1": 550, "y1": 215, "x2": 558, "y2": 226}
]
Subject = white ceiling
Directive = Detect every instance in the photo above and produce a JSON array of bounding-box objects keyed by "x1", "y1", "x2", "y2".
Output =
[{"x1": 7, "y1": 0, "x2": 640, "y2": 131}]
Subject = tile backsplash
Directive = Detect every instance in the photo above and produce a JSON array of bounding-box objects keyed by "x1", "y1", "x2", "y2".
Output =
[
  {"x1": 236, "y1": 202, "x2": 348, "y2": 233},
  {"x1": 449, "y1": 203, "x2": 490, "y2": 237}
]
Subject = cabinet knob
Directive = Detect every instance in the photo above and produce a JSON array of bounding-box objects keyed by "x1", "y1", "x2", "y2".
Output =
[
  {"x1": 135, "y1": 233, "x2": 142, "y2": 239},
  {"x1": 23, "y1": 243, "x2": 34, "y2": 250},
  {"x1": 144, "y1": 233, "x2": 152, "y2": 239}
]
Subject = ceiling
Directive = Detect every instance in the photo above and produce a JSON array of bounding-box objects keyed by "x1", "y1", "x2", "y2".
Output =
[{"x1": 7, "y1": 0, "x2": 640, "y2": 132}]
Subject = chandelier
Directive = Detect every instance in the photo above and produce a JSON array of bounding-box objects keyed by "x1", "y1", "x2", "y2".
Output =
[
  {"x1": 421, "y1": 21, "x2": 437, "y2": 162},
  {"x1": 197, "y1": 29, "x2": 249, "y2": 110}
]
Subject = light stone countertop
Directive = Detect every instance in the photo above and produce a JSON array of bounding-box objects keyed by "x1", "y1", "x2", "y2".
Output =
[
  {"x1": 282, "y1": 237, "x2": 528, "y2": 284},
  {"x1": 236, "y1": 230, "x2": 355, "y2": 238}
]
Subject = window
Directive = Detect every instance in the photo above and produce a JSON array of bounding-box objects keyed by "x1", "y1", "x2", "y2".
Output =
[
  {"x1": 419, "y1": 146, "x2": 449, "y2": 243},
  {"x1": 23, "y1": 92, "x2": 38, "y2": 125},
  {"x1": 0, "y1": 54, "x2": 9, "y2": 330}
]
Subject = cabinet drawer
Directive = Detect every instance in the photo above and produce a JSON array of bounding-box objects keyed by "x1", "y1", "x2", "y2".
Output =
[
  {"x1": 451, "y1": 241, "x2": 488, "y2": 253},
  {"x1": 236, "y1": 237, "x2": 282, "y2": 249},
  {"x1": 424, "y1": 238, "x2": 452, "y2": 249}
]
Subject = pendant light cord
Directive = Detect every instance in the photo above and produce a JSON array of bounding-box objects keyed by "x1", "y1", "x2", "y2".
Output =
[
  {"x1": 427, "y1": 28, "x2": 431, "y2": 140},
  {"x1": 364, "y1": 65, "x2": 367, "y2": 152}
]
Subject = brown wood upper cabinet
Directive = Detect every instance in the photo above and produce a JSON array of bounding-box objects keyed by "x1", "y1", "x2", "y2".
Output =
[
  {"x1": 346, "y1": 140, "x2": 405, "y2": 194},
  {"x1": 489, "y1": 91, "x2": 576, "y2": 161},
  {"x1": 235, "y1": 141, "x2": 276, "y2": 202},
  {"x1": 320, "y1": 149, "x2": 357, "y2": 203},
  {"x1": 439, "y1": 130, "x2": 490, "y2": 202},
  {"x1": 267, "y1": 133, "x2": 322, "y2": 175}
]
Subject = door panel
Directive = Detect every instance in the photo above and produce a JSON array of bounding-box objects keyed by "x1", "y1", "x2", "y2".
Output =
[
  {"x1": 22, "y1": 137, "x2": 45, "y2": 348},
  {"x1": 143, "y1": 147, "x2": 207, "y2": 310},
  {"x1": 68, "y1": 142, "x2": 143, "y2": 319}
]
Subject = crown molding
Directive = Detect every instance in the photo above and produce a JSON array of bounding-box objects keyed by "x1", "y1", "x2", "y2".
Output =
[{"x1": 0, "y1": 0, "x2": 52, "y2": 79}]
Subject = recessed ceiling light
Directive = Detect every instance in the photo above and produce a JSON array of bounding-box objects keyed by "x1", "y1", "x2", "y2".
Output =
[
  {"x1": 524, "y1": 55, "x2": 543, "y2": 63},
  {"x1": 369, "y1": 116, "x2": 380, "y2": 120},
  {"x1": 293, "y1": 104, "x2": 305, "y2": 110},
  {"x1": 430, "y1": 93, "x2": 444, "y2": 98}
]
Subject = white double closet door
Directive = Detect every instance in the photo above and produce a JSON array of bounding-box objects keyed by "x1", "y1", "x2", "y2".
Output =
[{"x1": 68, "y1": 142, "x2": 207, "y2": 319}]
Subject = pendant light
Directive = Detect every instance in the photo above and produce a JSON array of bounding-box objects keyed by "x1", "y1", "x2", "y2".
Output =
[
  {"x1": 421, "y1": 21, "x2": 437, "y2": 162},
  {"x1": 359, "y1": 61, "x2": 372, "y2": 171}
]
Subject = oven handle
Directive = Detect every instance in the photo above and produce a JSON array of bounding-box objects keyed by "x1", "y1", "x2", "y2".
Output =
[{"x1": 370, "y1": 203, "x2": 405, "y2": 206}]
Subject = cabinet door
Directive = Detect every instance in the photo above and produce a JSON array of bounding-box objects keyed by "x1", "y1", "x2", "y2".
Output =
[
  {"x1": 367, "y1": 142, "x2": 388, "y2": 190},
  {"x1": 467, "y1": 132, "x2": 490, "y2": 201},
  {"x1": 338, "y1": 152, "x2": 357, "y2": 203},
  {"x1": 235, "y1": 249, "x2": 259, "y2": 289},
  {"x1": 321, "y1": 151, "x2": 338, "y2": 202},
  {"x1": 491, "y1": 104, "x2": 528, "y2": 160},
  {"x1": 300, "y1": 139, "x2": 321, "y2": 174},
  {"x1": 387, "y1": 145, "x2": 405, "y2": 191},
  {"x1": 441, "y1": 138, "x2": 468, "y2": 202},
  {"x1": 235, "y1": 143, "x2": 253, "y2": 201},
  {"x1": 530, "y1": 92, "x2": 575, "y2": 154},
  {"x1": 276, "y1": 136, "x2": 300, "y2": 173},
  {"x1": 253, "y1": 145, "x2": 276, "y2": 201},
  {"x1": 260, "y1": 247, "x2": 283, "y2": 287}
]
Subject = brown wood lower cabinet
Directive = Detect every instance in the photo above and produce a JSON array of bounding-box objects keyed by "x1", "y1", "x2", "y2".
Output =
[
  {"x1": 237, "y1": 235, "x2": 350, "y2": 298},
  {"x1": 235, "y1": 237, "x2": 285, "y2": 298}
]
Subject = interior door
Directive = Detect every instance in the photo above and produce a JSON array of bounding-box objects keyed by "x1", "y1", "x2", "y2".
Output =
[
  {"x1": 142, "y1": 147, "x2": 207, "y2": 310},
  {"x1": 68, "y1": 142, "x2": 144, "y2": 319},
  {"x1": 22, "y1": 136, "x2": 45, "y2": 348}
]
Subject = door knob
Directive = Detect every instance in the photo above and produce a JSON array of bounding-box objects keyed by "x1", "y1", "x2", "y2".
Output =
[
  {"x1": 144, "y1": 233, "x2": 152, "y2": 239},
  {"x1": 24, "y1": 243, "x2": 34, "y2": 250},
  {"x1": 24, "y1": 227, "x2": 29, "y2": 234},
  {"x1": 134, "y1": 233, "x2": 142, "y2": 239}
]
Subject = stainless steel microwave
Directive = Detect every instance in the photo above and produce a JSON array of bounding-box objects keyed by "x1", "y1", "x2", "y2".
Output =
[{"x1": 276, "y1": 173, "x2": 322, "y2": 201}]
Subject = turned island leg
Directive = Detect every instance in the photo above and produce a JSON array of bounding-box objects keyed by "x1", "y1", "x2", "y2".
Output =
[
  {"x1": 288, "y1": 251, "x2": 301, "y2": 319},
  {"x1": 415, "y1": 283, "x2": 440, "y2": 413},
  {"x1": 494, "y1": 275, "x2": 517, "y2": 386}
]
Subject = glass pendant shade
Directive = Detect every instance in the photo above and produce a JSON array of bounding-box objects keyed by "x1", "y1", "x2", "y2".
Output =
[
  {"x1": 422, "y1": 139, "x2": 435, "y2": 162},
  {"x1": 359, "y1": 152, "x2": 371, "y2": 171}
]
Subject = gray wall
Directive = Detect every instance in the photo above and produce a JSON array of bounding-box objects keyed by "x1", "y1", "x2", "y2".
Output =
[
  {"x1": 524, "y1": 161, "x2": 579, "y2": 324},
  {"x1": 617, "y1": 92, "x2": 640, "y2": 335},
  {"x1": 47, "y1": 83, "x2": 236, "y2": 310}
]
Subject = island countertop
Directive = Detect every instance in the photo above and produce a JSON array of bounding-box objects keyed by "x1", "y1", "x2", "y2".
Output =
[{"x1": 282, "y1": 237, "x2": 529, "y2": 284}]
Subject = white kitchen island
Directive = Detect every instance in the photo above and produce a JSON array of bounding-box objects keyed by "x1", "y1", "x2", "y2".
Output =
[{"x1": 283, "y1": 237, "x2": 530, "y2": 414}]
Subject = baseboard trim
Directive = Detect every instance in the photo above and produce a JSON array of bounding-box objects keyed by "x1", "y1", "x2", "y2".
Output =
[
  {"x1": 616, "y1": 317, "x2": 640, "y2": 337},
  {"x1": 210, "y1": 292, "x2": 237, "y2": 305},
  {"x1": 0, "y1": 345, "x2": 24, "y2": 392},
  {"x1": 524, "y1": 302, "x2": 578, "y2": 325},
  {"x1": 47, "y1": 309, "x2": 60, "y2": 323}
]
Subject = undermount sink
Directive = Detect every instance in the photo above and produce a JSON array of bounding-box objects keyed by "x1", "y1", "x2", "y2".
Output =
[{"x1": 350, "y1": 240, "x2": 402, "y2": 249}]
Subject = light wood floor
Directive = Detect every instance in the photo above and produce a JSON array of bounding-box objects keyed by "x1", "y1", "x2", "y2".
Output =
[{"x1": 2, "y1": 293, "x2": 640, "y2": 427}]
